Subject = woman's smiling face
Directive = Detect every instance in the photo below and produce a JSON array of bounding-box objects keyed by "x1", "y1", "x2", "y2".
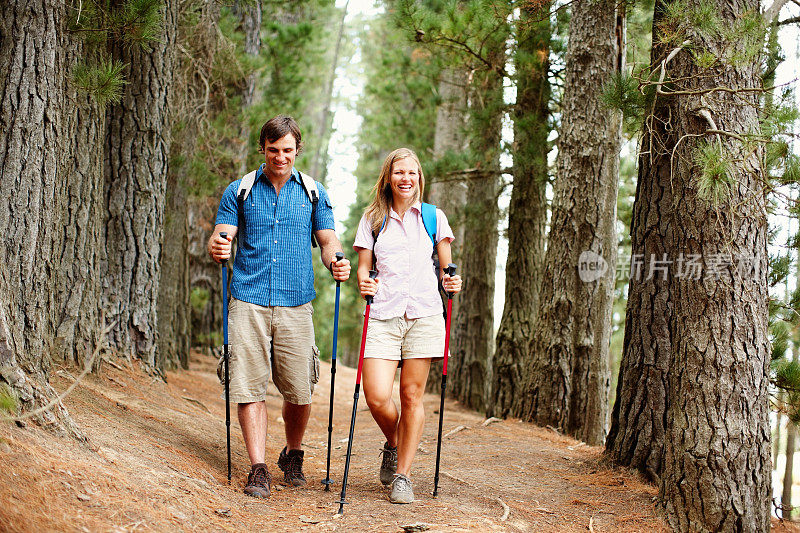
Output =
[{"x1": 389, "y1": 157, "x2": 420, "y2": 203}]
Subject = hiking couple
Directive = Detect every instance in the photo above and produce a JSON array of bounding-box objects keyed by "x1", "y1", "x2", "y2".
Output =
[{"x1": 207, "y1": 115, "x2": 462, "y2": 504}]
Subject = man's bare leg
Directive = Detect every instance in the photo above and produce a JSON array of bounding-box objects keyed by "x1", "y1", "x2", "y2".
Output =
[
  {"x1": 283, "y1": 401, "x2": 311, "y2": 450},
  {"x1": 239, "y1": 401, "x2": 268, "y2": 464}
]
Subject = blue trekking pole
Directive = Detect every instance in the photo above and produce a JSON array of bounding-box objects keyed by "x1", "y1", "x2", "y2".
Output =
[
  {"x1": 220, "y1": 232, "x2": 232, "y2": 482},
  {"x1": 433, "y1": 263, "x2": 457, "y2": 497},
  {"x1": 322, "y1": 252, "x2": 344, "y2": 491},
  {"x1": 337, "y1": 269, "x2": 378, "y2": 515}
]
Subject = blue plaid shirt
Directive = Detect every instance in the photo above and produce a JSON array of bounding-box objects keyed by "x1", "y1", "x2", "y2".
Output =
[{"x1": 215, "y1": 165, "x2": 335, "y2": 307}]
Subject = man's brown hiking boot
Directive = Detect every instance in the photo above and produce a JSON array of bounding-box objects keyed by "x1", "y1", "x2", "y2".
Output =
[
  {"x1": 277, "y1": 447, "x2": 307, "y2": 486},
  {"x1": 243, "y1": 463, "x2": 271, "y2": 498}
]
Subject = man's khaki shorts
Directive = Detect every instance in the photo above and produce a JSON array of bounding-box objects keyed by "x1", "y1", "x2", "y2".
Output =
[
  {"x1": 363, "y1": 314, "x2": 446, "y2": 361},
  {"x1": 224, "y1": 298, "x2": 320, "y2": 405}
]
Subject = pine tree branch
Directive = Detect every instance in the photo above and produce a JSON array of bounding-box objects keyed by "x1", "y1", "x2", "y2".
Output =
[{"x1": 778, "y1": 15, "x2": 800, "y2": 25}]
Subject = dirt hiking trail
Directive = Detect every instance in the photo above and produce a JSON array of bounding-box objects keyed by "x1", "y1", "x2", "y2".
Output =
[{"x1": 1, "y1": 352, "x2": 792, "y2": 532}]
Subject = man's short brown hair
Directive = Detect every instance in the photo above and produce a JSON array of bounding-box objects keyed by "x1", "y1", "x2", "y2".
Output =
[{"x1": 259, "y1": 115, "x2": 303, "y2": 154}]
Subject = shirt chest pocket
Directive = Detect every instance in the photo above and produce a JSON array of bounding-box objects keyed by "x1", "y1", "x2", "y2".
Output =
[
  {"x1": 288, "y1": 200, "x2": 314, "y2": 233},
  {"x1": 241, "y1": 199, "x2": 273, "y2": 235}
]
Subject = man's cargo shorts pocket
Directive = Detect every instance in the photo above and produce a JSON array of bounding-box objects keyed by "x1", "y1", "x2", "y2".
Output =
[{"x1": 311, "y1": 345, "x2": 321, "y2": 384}]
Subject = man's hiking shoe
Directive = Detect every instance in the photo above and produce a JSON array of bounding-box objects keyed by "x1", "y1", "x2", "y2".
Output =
[
  {"x1": 379, "y1": 442, "x2": 398, "y2": 486},
  {"x1": 277, "y1": 447, "x2": 307, "y2": 487},
  {"x1": 243, "y1": 463, "x2": 271, "y2": 499},
  {"x1": 389, "y1": 474, "x2": 414, "y2": 504}
]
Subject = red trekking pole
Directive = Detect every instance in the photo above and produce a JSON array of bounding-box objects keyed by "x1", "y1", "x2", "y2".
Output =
[
  {"x1": 337, "y1": 269, "x2": 378, "y2": 515},
  {"x1": 433, "y1": 263, "x2": 457, "y2": 497}
]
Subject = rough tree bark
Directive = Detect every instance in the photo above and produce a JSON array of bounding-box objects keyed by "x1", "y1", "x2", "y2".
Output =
[
  {"x1": 515, "y1": 1, "x2": 624, "y2": 445},
  {"x1": 103, "y1": 0, "x2": 178, "y2": 368},
  {"x1": 488, "y1": 3, "x2": 551, "y2": 418},
  {"x1": 605, "y1": 5, "x2": 672, "y2": 479},
  {"x1": 0, "y1": 0, "x2": 85, "y2": 437},
  {"x1": 448, "y1": 42, "x2": 504, "y2": 411},
  {"x1": 425, "y1": 66, "x2": 469, "y2": 394},
  {"x1": 611, "y1": 0, "x2": 771, "y2": 529},
  {"x1": 54, "y1": 35, "x2": 106, "y2": 369}
]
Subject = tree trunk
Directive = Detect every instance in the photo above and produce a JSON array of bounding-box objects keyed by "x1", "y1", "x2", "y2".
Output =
[
  {"x1": 605, "y1": 5, "x2": 673, "y2": 479},
  {"x1": 784, "y1": 416, "x2": 796, "y2": 519},
  {"x1": 103, "y1": 0, "x2": 178, "y2": 369},
  {"x1": 488, "y1": 3, "x2": 551, "y2": 419},
  {"x1": 611, "y1": 1, "x2": 771, "y2": 529},
  {"x1": 515, "y1": 1, "x2": 623, "y2": 445},
  {"x1": 425, "y1": 66, "x2": 469, "y2": 394},
  {"x1": 448, "y1": 42, "x2": 505, "y2": 411},
  {"x1": 157, "y1": 174, "x2": 190, "y2": 370},
  {"x1": 309, "y1": 0, "x2": 347, "y2": 183},
  {"x1": 53, "y1": 35, "x2": 106, "y2": 370},
  {"x1": 0, "y1": 0, "x2": 85, "y2": 437}
]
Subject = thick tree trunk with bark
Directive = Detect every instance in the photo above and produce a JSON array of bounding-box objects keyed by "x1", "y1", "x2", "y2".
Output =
[
  {"x1": 449, "y1": 45, "x2": 504, "y2": 411},
  {"x1": 488, "y1": 4, "x2": 551, "y2": 418},
  {"x1": 54, "y1": 37, "x2": 106, "y2": 369},
  {"x1": 103, "y1": 0, "x2": 178, "y2": 368},
  {"x1": 610, "y1": 1, "x2": 771, "y2": 529},
  {"x1": 0, "y1": 0, "x2": 85, "y2": 437},
  {"x1": 157, "y1": 177, "x2": 190, "y2": 370},
  {"x1": 606, "y1": 6, "x2": 673, "y2": 478},
  {"x1": 425, "y1": 67, "x2": 469, "y2": 394},
  {"x1": 516, "y1": 1, "x2": 623, "y2": 445}
]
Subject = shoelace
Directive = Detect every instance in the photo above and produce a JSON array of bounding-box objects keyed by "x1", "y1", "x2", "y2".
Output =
[
  {"x1": 250, "y1": 466, "x2": 270, "y2": 486},
  {"x1": 380, "y1": 446, "x2": 397, "y2": 464},
  {"x1": 287, "y1": 455, "x2": 304, "y2": 476}
]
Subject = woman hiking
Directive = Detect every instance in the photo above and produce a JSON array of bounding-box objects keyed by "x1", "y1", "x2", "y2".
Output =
[{"x1": 353, "y1": 147, "x2": 462, "y2": 504}]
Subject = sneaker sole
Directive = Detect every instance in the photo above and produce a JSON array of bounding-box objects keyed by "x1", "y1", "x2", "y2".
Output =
[{"x1": 243, "y1": 487, "x2": 270, "y2": 499}]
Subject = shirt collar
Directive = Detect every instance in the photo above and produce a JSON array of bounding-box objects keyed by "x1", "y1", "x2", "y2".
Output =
[
  {"x1": 255, "y1": 164, "x2": 300, "y2": 183},
  {"x1": 389, "y1": 201, "x2": 422, "y2": 220}
]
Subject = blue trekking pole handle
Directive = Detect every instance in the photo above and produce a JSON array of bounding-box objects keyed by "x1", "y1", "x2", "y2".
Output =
[{"x1": 220, "y1": 232, "x2": 231, "y2": 482}]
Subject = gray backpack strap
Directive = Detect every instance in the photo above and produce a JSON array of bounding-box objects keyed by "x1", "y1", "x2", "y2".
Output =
[
  {"x1": 297, "y1": 171, "x2": 320, "y2": 248},
  {"x1": 235, "y1": 170, "x2": 258, "y2": 234},
  {"x1": 236, "y1": 170, "x2": 258, "y2": 203}
]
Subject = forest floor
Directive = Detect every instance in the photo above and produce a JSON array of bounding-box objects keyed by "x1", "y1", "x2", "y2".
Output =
[{"x1": 0, "y1": 352, "x2": 796, "y2": 533}]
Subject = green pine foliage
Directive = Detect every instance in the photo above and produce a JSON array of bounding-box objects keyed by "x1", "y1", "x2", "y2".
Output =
[
  {"x1": 72, "y1": 59, "x2": 127, "y2": 105},
  {"x1": 0, "y1": 384, "x2": 18, "y2": 415},
  {"x1": 67, "y1": 0, "x2": 165, "y2": 105},
  {"x1": 694, "y1": 141, "x2": 735, "y2": 205}
]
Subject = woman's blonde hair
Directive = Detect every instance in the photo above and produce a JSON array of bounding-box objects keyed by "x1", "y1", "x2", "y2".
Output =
[{"x1": 364, "y1": 148, "x2": 426, "y2": 234}]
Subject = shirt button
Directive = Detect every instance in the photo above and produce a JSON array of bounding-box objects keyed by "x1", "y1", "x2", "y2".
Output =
[
  {"x1": 274, "y1": 240, "x2": 278, "y2": 244},
  {"x1": 276, "y1": 220, "x2": 279, "y2": 223},
  {"x1": 273, "y1": 259, "x2": 277, "y2": 262},
  {"x1": 273, "y1": 202, "x2": 276, "y2": 206}
]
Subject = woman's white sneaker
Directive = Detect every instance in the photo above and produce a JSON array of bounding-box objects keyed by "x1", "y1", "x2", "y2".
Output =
[{"x1": 389, "y1": 473, "x2": 414, "y2": 504}]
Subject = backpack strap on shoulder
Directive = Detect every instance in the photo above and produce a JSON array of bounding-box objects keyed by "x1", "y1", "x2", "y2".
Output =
[
  {"x1": 420, "y1": 202, "x2": 437, "y2": 245},
  {"x1": 371, "y1": 214, "x2": 388, "y2": 272},
  {"x1": 235, "y1": 170, "x2": 259, "y2": 237},
  {"x1": 297, "y1": 171, "x2": 319, "y2": 248}
]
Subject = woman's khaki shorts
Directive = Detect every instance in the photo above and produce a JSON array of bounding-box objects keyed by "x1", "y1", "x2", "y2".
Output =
[
  {"x1": 225, "y1": 298, "x2": 319, "y2": 405},
  {"x1": 363, "y1": 314, "x2": 446, "y2": 361}
]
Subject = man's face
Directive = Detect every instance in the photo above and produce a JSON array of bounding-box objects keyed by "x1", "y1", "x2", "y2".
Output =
[{"x1": 263, "y1": 133, "x2": 297, "y2": 180}]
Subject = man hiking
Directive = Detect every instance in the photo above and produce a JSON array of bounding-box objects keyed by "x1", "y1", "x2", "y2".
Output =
[{"x1": 208, "y1": 115, "x2": 350, "y2": 498}]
